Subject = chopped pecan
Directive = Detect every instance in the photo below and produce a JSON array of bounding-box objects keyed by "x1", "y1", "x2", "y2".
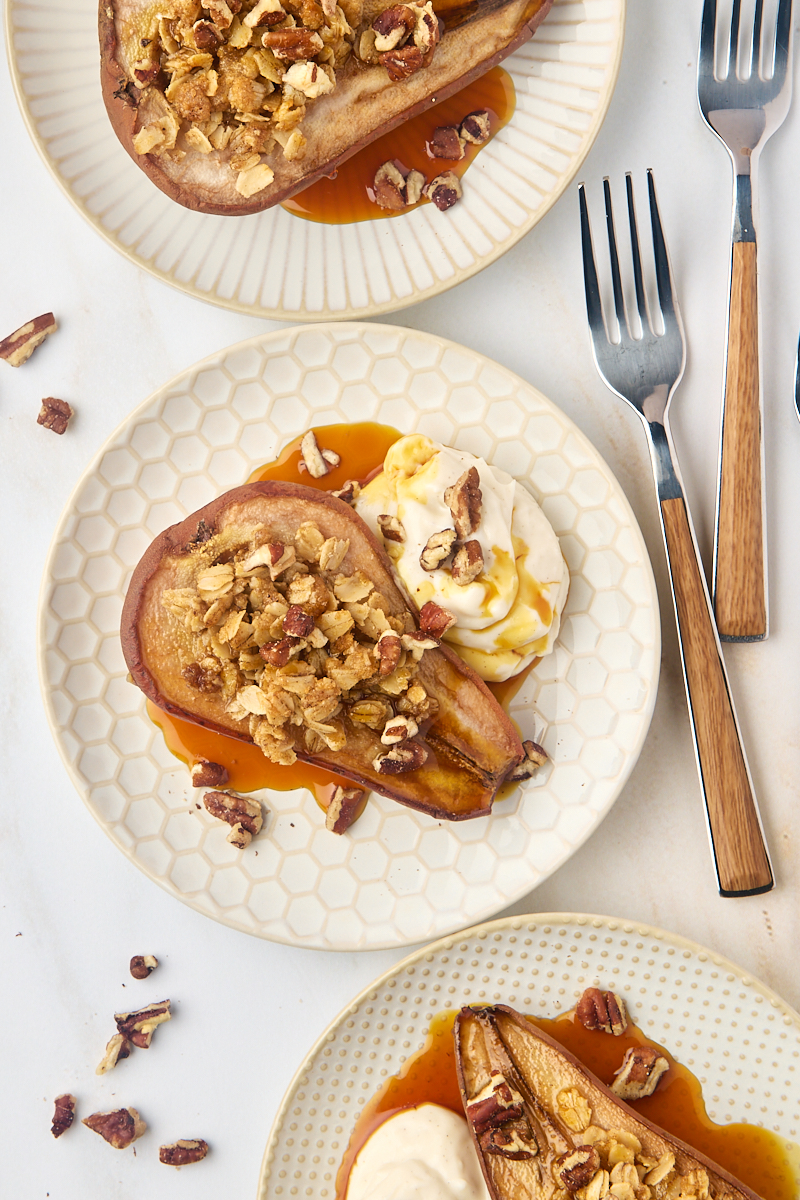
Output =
[
  {"x1": 451, "y1": 539, "x2": 483, "y2": 585},
  {"x1": 611, "y1": 1045, "x2": 670, "y2": 1100},
  {"x1": 183, "y1": 662, "x2": 223, "y2": 692},
  {"x1": 191, "y1": 759, "x2": 229, "y2": 788},
  {"x1": 37, "y1": 396, "x2": 73, "y2": 435},
  {"x1": 575, "y1": 987, "x2": 628, "y2": 1036},
  {"x1": 380, "y1": 714, "x2": 418, "y2": 744},
  {"x1": 129, "y1": 954, "x2": 159, "y2": 980},
  {"x1": 467, "y1": 1075, "x2": 524, "y2": 1134},
  {"x1": 159, "y1": 1138, "x2": 209, "y2": 1165},
  {"x1": 83, "y1": 1108, "x2": 147, "y2": 1149},
  {"x1": 481, "y1": 1118, "x2": 537, "y2": 1160},
  {"x1": 400, "y1": 630, "x2": 439, "y2": 659},
  {"x1": 372, "y1": 3, "x2": 416, "y2": 50},
  {"x1": 420, "y1": 528, "x2": 456, "y2": 570},
  {"x1": 96, "y1": 1032, "x2": 132, "y2": 1075},
  {"x1": 245, "y1": 0, "x2": 286, "y2": 24},
  {"x1": 325, "y1": 785, "x2": 367, "y2": 834},
  {"x1": 425, "y1": 170, "x2": 462, "y2": 211},
  {"x1": 262, "y1": 28, "x2": 324, "y2": 58},
  {"x1": 51, "y1": 1094, "x2": 76, "y2": 1138},
  {"x1": 373, "y1": 161, "x2": 407, "y2": 210},
  {"x1": 377, "y1": 513, "x2": 406, "y2": 542},
  {"x1": 427, "y1": 125, "x2": 465, "y2": 160},
  {"x1": 115, "y1": 1000, "x2": 171, "y2": 1049},
  {"x1": 259, "y1": 635, "x2": 300, "y2": 667},
  {"x1": 373, "y1": 740, "x2": 428, "y2": 774},
  {"x1": 331, "y1": 479, "x2": 361, "y2": 503},
  {"x1": 192, "y1": 19, "x2": 223, "y2": 49},
  {"x1": 298, "y1": 429, "x2": 339, "y2": 476},
  {"x1": 379, "y1": 43, "x2": 424, "y2": 80},
  {"x1": 204, "y1": 790, "x2": 264, "y2": 848},
  {"x1": 460, "y1": 109, "x2": 491, "y2": 144},
  {"x1": 0, "y1": 312, "x2": 57, "y2": 366},
  {"x1": 376, "y1": 629, "x2": 402, "y2": 675},
  {"x1": 444, "y1": 466, "x2": 482, "y2": 538},
  {"x1": 405, "y1": 168, "x2": 426, "y2": 204},
  {"x1": 413, "y1": 1, "x2": 441, "y2": 52},
  {"x1": 506, "y1": 739, "x2": 548, "y2": 781},
  {"x1": 554, "y1": 1146, "x2": 601, "y2": 1191},
  {"x1": 283, "y1": 604, "x2": 315, "y2": 637},
  {"x1": 419, "y1": 600, "x2": 456, "y2": 639}
]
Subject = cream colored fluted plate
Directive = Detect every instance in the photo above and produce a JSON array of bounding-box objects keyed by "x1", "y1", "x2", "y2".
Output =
[
  {"x1": 258, "y1": 913, "x2": 800, "y2": 1200},
  {"x1": 38, "y1": 324, "x2": 659, "y2": 951},
  {"x1": 6, "y1": 0, "x2": 625, "y2": 320}
]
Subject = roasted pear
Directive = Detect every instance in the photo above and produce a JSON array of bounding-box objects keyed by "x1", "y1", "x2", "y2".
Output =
[
  {"x1": 99, "y1": 0, "x2": 553, "y2": 215},
  {"x1": 121, "y1": 481, "x2": 525, "y2": 819},
  {"x1": 454, "y1": 1006, "x2": 763, "y2": 1200}
]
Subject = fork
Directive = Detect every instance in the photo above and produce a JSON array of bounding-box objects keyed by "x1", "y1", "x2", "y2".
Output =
[
  {"x1": 698, "y1": 0, "x2": 794, "y2": 642},
  {"x1": 578, "y1": 171, "x2": 773, "y2": 897}
]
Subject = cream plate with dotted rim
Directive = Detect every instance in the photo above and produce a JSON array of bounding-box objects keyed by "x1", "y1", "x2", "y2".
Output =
[
  {"x1": 38, "y1": 324, "x2": 659, "y2": 951},
  {"x1": 6, "y1": 0, "x2": 625, "y2": 320},
  {"x1": 258, "y1": 913, "x2": 800, "y2": 1200}
]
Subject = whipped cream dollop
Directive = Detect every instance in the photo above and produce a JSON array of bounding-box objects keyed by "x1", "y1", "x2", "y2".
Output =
[
  {"x1": 345, "y1": 1104, "x2": 491, "y2": 1200},
  {"x1": 355, "y1": 435, "x2": 569, "y2": 682}
]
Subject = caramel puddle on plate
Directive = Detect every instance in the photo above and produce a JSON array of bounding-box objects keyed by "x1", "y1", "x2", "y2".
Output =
[
  {"x1": 335, "y1": 1009, "x2": 800, "y2": 1200},
  {"x1": 281, "y1": 66, "x2": 515, "y2": 224}
]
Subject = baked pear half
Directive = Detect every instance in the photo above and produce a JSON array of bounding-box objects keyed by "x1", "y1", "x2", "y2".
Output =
[
  {"x1": 99, "y1": 0, "x2": 553, "y2": 215},
  {"x1": 121, "y1": 481, "x2": 525, "y2": 819},
  {"x1": 454, "y1": 1006, "x2": 762, "y2": 1200}
]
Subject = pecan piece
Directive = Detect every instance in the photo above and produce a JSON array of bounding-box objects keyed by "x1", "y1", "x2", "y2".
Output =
[
  {"x1": 129, "y1": 954, "x2": 158, "y2": 980},
  {"x1": 506, "y1": 739, "x2": 548, "y2": 781},
  {"x1": 96, "y1": 1032, "x2": 132, "y2": 1075},
  {"x1": 262, "y1": 28, "x2": 324, "y2": 58},
  {"x1": 379, "y1": 43, "x2": 424, "y2": 80},
  {"x1": 444, "y1": 466, "x2": 482, "y2": 538},
  {"x1": 115, "y1": 1000, "x2": 171, "y2": 1049},
  {"x1": 420, "y1": 528, "x2": 456, "y2": 570},
  {"x1": 83, "y1": 1108, "x2": 147, "y2": 1149},
  {"x1": 380, "y1": 714, "x2": 418, "y2": 744},
  {"x1": 481, "y1": 1118, "x2": 537, "y2": 1161},
  {"x1": 191, "y1": 759, "x2": 229, "y2": 788},
  {"x1": 331, "y1": 479, "x2": 361, "y2": 503},
  {"x1": 419, "y1": 600, "x2": 456, "y2": 639},
  {"x1": 460, "y1": 109, "x2": 491, "y2": 144},
  {"x1": 424, "y1": 170, "x2": 462, "y2": 211},
  {"x1": 372, "y1": 3, "x2": 416, "y2": 51},
  {"x1": 245, "y1": 0, "x2": 286, "y2": 24},
  {"x1": 466, "y1": 1075, "x2": 524, "y2": 1133},
  {"x1": 51, "y1": 1094, "x2": 76, "y2": 1138},
  {"x1": 159, "y1": 1138, "x2": 209, "y2": 1165},
  {"x1": 37, "y1": 396, "x2": 73, "y2": 435},
  {"x1": 192, "y1": 18, "x2": 223, "y2": 49},
  {"x1": 297, "y1": 429, "x2": 339, "y2": 476},
  {"x1": 405, "y1": 168, "x2": 426, "y2": 205},
  {"x1": 376, "y1": 629, "x2": 402, "y2": 675},
  {"x1": 575, "y1": 987, "x2": 628, "y2": 1036},
  {"x1": 400, "y1": 630, "x2": 439, "y2": 659},
  {"x1": 0, "y1": 312, "x2": 57, "y2": 366},
  {"x1": 554, "y1": 1145, "x2": 601, "y2": 1191},
  {"x1": 182, "y1": 662, "x2": 222, "y2": 692},
  {"x1": 373, "y1": 740, "x2": 428, "y2": 774},
  {"x1": 377, "y1": 513, "x2": 405, "y2": 542},
  {"x1": 427, "y1": 125, "x2": 466, "y2": 160},
  {"x1": 451, "y1": 539, "x2": 483, "y2": 585},
  {"x1": 325, "y1": 785, "x2": 367, "y2": 834},
  {"x1": 260, "y1": 635, "x2": 300, "y2": 667},
  {"x1": 611, "y1": 1045, "x2": 670, "y2": 1100},
  {"x1": 373, "y1": 161, "x2": 407, "y2": 209},
  {"x1": 203, "y1": 790, "x2": 264, "y2": 848},
  {"x1": 283, "y1": 604, "x2": 315, "y2": 637}
]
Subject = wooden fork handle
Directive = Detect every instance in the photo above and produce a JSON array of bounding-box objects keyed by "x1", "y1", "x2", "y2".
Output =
[
  {"x1": 661, "y1": 497, "x2": 773, "y2": 895},
  {"x1": 714, "y1": 240, "x2": 767, "y2": 640}
]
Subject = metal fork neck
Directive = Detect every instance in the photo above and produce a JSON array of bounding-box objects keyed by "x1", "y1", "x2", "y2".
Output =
[
  {"x1": 644, "y1": 418, "x2": 683, "y2": 502},
  {"x1": 733, "y1": 174, "x2": 756, "y2": 243}
]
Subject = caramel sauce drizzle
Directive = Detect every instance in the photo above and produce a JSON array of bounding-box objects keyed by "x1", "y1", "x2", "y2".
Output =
[
  {"x1": 335, "y1": 1009, "x2": 800, "y2": 1200},
  {"x1": 282, "y1": 66, "x2": 515, "y2": 224}
]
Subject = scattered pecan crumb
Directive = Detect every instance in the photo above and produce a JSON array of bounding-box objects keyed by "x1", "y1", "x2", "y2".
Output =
[
  {"x1": 372, "y1": 161, "x2": 427, "y2": 211},
  {"x1": 427, "y1": 125, "x2": 465, "y2": 160},
  {"x1": 611, "y1": 1045, "x2": 670, "y2": 1100},
  {"x1": 298, "y1": 430, "x2": 339, "y2": 478},
  {"x1": 83, "y1": 1107, "x2": 147, "y2": 1149},
  {"x1": 460, "y1": 110, "x2": 491, "y2": 144},
  {"x1": 373, "y1": 740, "x2": 428, "y2": 774},
  {"x1": 51, "y1": 1094, "x2": 76, "y2": 1138},
  {"x1": 554, "y1": 1146, "x2": 601, "y2": 1190},
  {"x1": 37, "y1": 396, "x2": 73, "y2": 435},
  {"x1": 445, "y1": 466, "x2": 482, "y2": 538},
  {"x1": 96, "y1": 1032, "x2": 132, "y2": 1075},
  {"x1": 420, "y1": 528, "x2": 456, "y2": 571},
  {"x1": 331, "y1": 479, "x2": 361, "y2": 504},
  {"x1": 376, "y1": 629, "x2": 402, "y2": 676},
  {"x1": 419, "y1": 600, "x2": 456, "y2": 639},
  {"x1": 380, "y1": 42, "x2": 424, "y2": 80},
  {"x1": 325, "y1": 785, "x2": 367, "y2": 834},
  {"x1": 0, "y1": 312, "x2": 57, "y2": 366},
  {"x1": 576, "y1": 987, "x2": 628, "y2": 1036},
  {"x1": 159, "y1": 1138, "x2": 209, "y2": 1165},
  {"x1": 129, "y1": 954, "x2": 159, "y2": 980},
  {"x1": 191, "y1": 760, "x2": 229, "y2": 788},
  {"x1": 380, "y1": 714, "x2": 418, "y2": 744},
  {"x1": 283, "y1": 604, "x2": 315, "y2": 637},
  {"x1": 377, "y1": 513, "x2": 405, "y2": 542},
  {"x1": 203, "y1": 790, "x2": 263, "y2": 848},
  {"x1": 506, "y1": 739, "x2": 548, "y2": 781},
  {"x1": 424, "y1": 171, "x2": 462, "y2": 211},
  {"x1": 451, "y1": 539, "x2": 483, "y2": 585},
  {"x1": 115, "y1": 999, "x2": 172, "y2": 1049}
]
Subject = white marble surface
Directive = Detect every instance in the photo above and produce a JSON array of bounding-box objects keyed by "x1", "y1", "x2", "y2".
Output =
[{"x1": 2, "y1": 2, "x2": 800, "y2": 1196}]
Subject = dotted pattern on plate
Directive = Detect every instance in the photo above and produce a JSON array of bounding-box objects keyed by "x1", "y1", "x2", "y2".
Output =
[
  {"x1": 7, "y1": 0, "x2": 625, "y2": 319},
  {"x1": 38, "y1": 325, "x2": 659, "y2": 950},
  {"x1": 259, "y1": 915, "x2": 800, "y2": 1200}
]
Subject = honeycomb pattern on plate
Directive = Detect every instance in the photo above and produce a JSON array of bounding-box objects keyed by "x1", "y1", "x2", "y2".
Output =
[
  {"x1": 259, "y1": 915, "x2": 800, "y2": 1200},
  {"x1": 39, "y1": 325, "x2": 660, "y2": 950},
  {"x1": 7, "y1": 0, "x2": 624, "y2": 319}
]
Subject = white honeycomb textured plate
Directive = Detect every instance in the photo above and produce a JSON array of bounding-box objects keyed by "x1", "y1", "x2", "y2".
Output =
[
  {"x1": 38, "y1": 324, "x2": 660, "y2": 951},
  {"x1": 6, "y1": 0, "x2": 625, "y2": 320},
  {"x1": 258, "y1": 913, "x2": 800, "y2": 1200}
]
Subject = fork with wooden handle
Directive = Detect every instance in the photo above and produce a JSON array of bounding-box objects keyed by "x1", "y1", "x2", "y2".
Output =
[
  {"x1": 697, "y1": 0, "x2": 794, "y2": 641},
  {"x1": 579, "y1": 172, "x2": 773, "y2": 896}
]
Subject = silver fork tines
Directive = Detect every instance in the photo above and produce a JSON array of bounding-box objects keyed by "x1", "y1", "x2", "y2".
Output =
[{"x1": 579, "y1": 172, "x2": 773, "y2": 898}]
